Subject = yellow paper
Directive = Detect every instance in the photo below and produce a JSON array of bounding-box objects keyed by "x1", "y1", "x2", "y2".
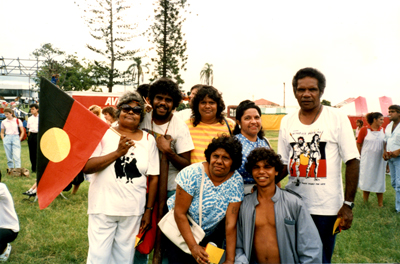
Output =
[
  {"x1": 206, "y1": 243, "x2": 225, "y2": 264},
  {"x1": 134, "y1": 235, "x2": 141, "y2": 247},
  {"x1": 333, "y1": 217, "x2": 342, "y2": 235}
]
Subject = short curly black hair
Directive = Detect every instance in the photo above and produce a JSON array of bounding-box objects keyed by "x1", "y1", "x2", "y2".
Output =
[
  {"x1": 245, "y1": 148, "x2": 283, "y2": 175},
  {"x1": 204, "y1": 135, "x2": 242, "y2": 172},
  {"x1": 191, "y1": 85, "x2": 226, "y2": 127},
  {"x1": 389, "y1": 105, "x2": 400, "y2": 113},
  {"x1": 148, "y1": 78, "x2": 182, "y2": 110},
  {"x1": 292, "y1": 67, "x2": 326, "y2": 96},
  {"x1": 136, "y1": 84, "x2": 150, "y2": 99}
]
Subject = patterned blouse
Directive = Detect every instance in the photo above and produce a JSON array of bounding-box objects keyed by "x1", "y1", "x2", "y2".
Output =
[
  {"x1": 167, "y1": 162, "x2": 244, "y2": 236},
  {"x1": 235, "y1": 133, "x2": 270, "y2": 184}
]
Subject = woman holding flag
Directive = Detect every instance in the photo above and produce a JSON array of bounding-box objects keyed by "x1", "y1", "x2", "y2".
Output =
[{"x1": 83, "y1": 91, "x2": 159, "y2": 264}]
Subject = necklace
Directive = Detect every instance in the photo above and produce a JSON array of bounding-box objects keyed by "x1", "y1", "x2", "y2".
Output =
[
  {"x1": 299, "y1": 105, "x2": 322, "y2": 125},
  {"x1": 311, "y1": 105, "x2": 322, "y2": 124},
  {"x1": 151, "y1": 114, "x2": 173, "y2": 137}
]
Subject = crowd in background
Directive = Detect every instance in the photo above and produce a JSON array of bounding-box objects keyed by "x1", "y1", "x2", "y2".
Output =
[{"x1": 1, "y1": 69, "x2": 400, "y2": 263}]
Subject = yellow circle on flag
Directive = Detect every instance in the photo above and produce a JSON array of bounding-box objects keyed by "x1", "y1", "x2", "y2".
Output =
[
  {"x1": 300, "y1": 154, "x2": 309, "y2": 165},
  {"x1": 40, "y1": 128, "x2": 71, "y2": 163}
]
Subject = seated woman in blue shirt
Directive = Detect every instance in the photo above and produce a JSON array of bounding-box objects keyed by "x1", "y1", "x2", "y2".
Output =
[{"x1": 166, "y1": 135, "x2": 244, "y2": 264}]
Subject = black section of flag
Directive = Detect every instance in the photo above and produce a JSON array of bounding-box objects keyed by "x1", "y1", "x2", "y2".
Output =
[{"x1": 37, "y1": 78, "x2": 74, "y2": 186}]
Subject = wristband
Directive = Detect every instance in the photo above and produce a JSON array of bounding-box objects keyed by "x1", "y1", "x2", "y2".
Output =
[{"x1": 145, "y1": 206, "x2": 153, "y2": 211}]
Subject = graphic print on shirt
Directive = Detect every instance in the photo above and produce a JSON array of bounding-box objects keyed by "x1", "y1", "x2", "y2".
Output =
[
  {"x1": 114, "y1": 149, "x2": 141, "y2": 183},
  {"x1": 289, "y1": 131, "x2": 326, "y2": 181}
]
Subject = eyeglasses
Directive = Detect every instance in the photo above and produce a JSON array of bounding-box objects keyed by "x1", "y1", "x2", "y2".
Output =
[{"x1": 120, "y1": 104, "x2": 142, "y2": 115}]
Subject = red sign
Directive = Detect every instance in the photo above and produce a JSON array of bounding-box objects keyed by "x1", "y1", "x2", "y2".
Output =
[{"x1": 71, "y1": 95, "x2": 119, "y2": 109}]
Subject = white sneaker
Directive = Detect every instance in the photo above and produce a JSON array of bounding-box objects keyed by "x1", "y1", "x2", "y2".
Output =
[{"x1": 0, "y1": 243, "x2": 12, "y2": 262}]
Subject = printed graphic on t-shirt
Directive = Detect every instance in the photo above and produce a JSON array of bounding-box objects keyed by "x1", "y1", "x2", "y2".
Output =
[
  {"x1": 114, "y1": 149, "x2": 141, "y2": 183},
  {"x1": 289, "y1": 131, "x2": 327, "y2": 179}
]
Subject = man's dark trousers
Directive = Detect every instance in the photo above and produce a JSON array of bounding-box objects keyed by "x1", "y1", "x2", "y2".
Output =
[{"x1": 28, "y1": 133, "x2": 38, "y2": 172}]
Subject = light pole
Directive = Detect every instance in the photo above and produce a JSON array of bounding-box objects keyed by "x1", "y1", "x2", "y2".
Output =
[{"x1": 283, "y1": 82, "x2": 286, "y2": 108}]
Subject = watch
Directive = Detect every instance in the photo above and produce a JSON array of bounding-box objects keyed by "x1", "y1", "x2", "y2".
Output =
[{"x1": 343, "y1": 201, "x2": 355, "y2": 209}]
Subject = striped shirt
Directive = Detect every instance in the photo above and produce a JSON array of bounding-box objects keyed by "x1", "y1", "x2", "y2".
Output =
[{"x1": 185, "y1": 118, "x2": 235, "y2": 163}]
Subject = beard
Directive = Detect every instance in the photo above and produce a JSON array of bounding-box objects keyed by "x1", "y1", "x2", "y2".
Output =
[{"x1": 153, "y1": 106, "x2": 172, "y2": 120}]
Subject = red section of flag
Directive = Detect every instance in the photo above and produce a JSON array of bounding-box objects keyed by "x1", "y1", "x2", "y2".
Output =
[
  {"x1": 289, "y1": 160, "x2": 327, "y2": 178},
  {"x1": 37, "y1": 101, "x2": 109, "y2": 209}
]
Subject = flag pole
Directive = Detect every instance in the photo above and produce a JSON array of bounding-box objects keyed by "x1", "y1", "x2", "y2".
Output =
[{"x1": 109, "y1": 126, "x2": 121, "y2": 137}]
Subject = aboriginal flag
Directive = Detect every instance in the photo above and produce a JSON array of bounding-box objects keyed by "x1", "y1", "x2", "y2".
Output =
[{"x1": 37, "y1": 78, "x2": 110, "y2": 209}]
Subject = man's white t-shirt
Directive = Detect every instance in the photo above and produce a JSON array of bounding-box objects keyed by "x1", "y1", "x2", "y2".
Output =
[
  {"x1": 27, "y1": 114, "x2": 39, "y2": 133},
  {"x1": 278, "y1": 106, "x2": 359, "y2": 215},
  {"x1": 175, "y1": 108, "x2": 192, "y2": 122},
  {"x1": 88, "y1": 129, "x2": 159, "y2": 216},
  {"x1": 140, "y1": 112, "x2": 194, "y2": 191}
]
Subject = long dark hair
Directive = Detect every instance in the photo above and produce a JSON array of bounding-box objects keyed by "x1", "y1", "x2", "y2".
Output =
[
  {"x1": 191, "y1": 86, "x2": 226, "y2": 127},
  {"x1": 233, "y1": 100, "x2": 265, "y2": 138}
]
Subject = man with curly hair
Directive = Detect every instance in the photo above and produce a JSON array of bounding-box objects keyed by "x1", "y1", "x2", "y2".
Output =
[
  {"x1": 137, "y1": 78, "x2": 194, "y2": 262},
  {"x1": 235, "y1": 148, "x2": 322, "y2": 264},
  {"x1": 140, "y1": 78, "x2": 194, "y2": 195}
]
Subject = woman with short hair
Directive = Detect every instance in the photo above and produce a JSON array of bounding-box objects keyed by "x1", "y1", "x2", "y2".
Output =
[
  {"x1": 102, "y1": 106, "x2": 117, "y2": 126},
  {"x1": 83, "y1": 91, "x2": 159, "y2": 264},
  {"x1": 166, "y1": 135, "x2": 244, "y2": 264}
]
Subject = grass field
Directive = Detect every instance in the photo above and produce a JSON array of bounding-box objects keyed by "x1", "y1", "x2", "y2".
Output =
[{"x1": 1, "y1": 134, "x2": 400, "y2": 263}]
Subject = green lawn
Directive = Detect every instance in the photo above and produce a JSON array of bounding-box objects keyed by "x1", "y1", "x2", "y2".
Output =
[{"x1": 1, "y1": 134, "x2": 400, "y2": 263}]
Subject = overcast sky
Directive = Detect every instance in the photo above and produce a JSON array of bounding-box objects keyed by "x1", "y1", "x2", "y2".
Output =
[{"x1": 1, "y1": 0, "x2": 400, "y2": 111}]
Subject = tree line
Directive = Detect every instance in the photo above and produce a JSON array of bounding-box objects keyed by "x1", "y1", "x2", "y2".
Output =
[{"x1": 33, "y1": 0, "x2": 190, "y2": 93}]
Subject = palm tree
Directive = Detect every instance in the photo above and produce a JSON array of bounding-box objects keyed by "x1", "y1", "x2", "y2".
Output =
[
  {"x1": 200, "y1": 63, "x2": 213, "y2": 85},
  {"x1": 126, "y1": 57, "x2": 150, "y2": 87}
]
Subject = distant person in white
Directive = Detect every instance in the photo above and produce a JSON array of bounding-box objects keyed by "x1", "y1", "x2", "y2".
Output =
[
  {"x1": 27, "y1": 104, "x2": 39, "y2": 172},
  {"x1": 175, "y1": 84, "x2": 202, "y2": 122}
]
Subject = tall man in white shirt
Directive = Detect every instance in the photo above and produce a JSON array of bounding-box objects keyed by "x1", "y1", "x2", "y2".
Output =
[
  {"x1": 27, "y1": 104, "x2": 39, "y2": 172},
  {"x1": 278, "y1": 67, "x2": 359, "y2": 263},
  {"x1": 383, "y1": 104, "x2": 400, "y2": 213}
]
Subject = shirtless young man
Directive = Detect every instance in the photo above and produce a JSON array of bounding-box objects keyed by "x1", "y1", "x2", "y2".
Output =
[{"x1": 235, "y1": 148, "x2": 322, "y2": 264}]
